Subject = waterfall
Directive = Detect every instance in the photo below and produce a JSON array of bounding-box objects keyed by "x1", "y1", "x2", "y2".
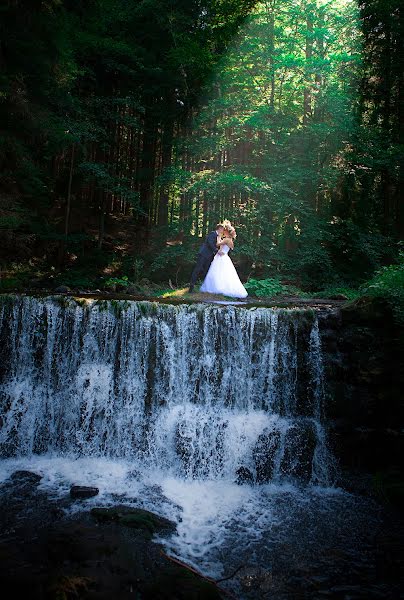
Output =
[{"x1": 0, "y1": 296, "x2": 335, "y2": 486}]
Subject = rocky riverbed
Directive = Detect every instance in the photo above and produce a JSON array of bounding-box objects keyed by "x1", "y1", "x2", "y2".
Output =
[
  {"x1": 0, "y1": 470, "x2": 224, "y2": 599},
  {"x1": 1, "y1": 467, "x2": 404, "y2": 600}
]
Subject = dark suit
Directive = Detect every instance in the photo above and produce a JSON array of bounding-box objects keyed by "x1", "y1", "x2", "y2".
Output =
[{"x1": 189, "y1": 230, "x2": 219, "y2": 288}]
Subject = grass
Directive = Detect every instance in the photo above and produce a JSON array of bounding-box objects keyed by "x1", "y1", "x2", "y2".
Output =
[
  {"x1": 154, "y1": 283, "x2": 357, "y2": 303},
  {"x1": 157, "y1": 287, "x2": 249, "y2": 302},
  {"x1": 311, "y1": 286, "x2": 360, "y2": 301},
  {"x1": 158, "y1": 287, "x2": 189, "y2": 298}
]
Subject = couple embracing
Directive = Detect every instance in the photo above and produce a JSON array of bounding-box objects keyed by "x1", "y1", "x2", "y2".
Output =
[{"x1": 189, "y1": 220, "x2": 248, "y2": 299}]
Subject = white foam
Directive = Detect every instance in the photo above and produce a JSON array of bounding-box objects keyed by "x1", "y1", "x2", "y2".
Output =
[{"x1": 0, "y1": 455, "x2": 347, "y2": 581}]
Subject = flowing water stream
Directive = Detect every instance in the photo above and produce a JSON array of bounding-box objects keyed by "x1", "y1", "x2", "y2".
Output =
[{"x1": 0, "y1": 296, "x2": 398, "y2": 598}]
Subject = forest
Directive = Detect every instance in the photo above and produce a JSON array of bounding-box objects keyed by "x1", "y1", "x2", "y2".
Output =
[
  {"x1": 0, "y1": 0, "x2": 403, "y2": 303},
  {"x1": 0, "y1": 4, "x2": 404, "y2": 596}
]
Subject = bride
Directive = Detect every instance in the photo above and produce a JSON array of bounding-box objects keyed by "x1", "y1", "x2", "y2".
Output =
[{"x1": 200, "y1": 221, "x2": 248, "y2": 299}]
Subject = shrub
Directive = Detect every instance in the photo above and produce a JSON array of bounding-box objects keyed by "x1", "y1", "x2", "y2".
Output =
[
  {"x1": 245, "y1": 277, "x2": 290, "y2": 297},
  {"x1": 360, "y1": 254, "x2": 404, "y2": 324},
  {"x1": 104, "y1": 275, "x2": 129, "y2": 289}
]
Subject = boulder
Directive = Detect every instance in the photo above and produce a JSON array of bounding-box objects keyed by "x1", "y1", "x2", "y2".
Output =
[
  {"x1": 280, "y1": 421, "x2": 317, "y2": 483},
  {"x1": 125, "y1": 284, "x2": 143, "y2": 295},
  {"x1": 70, "y1": 485, "x2": 99, "y2": 499},
  {"x1": 253, "y1": 429, "x2": 281, "y2": 483},
  {"x1": 10, "y1": 470, "x2": 42, "y2": 484},
  {"x1": 54, "y1": 285, "x2": 71, "y2": 293},
  {"x1": 91, "y1": 506, "x2": 176, "y2": 534}
]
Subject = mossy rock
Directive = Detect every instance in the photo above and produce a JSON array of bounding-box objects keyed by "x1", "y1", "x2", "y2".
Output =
[
  {"x1": 342, "y1": 296, "x2": 393, "y2": 324},
  {"x1": 120, "y1": 513, "x2": 157, "y2": 533},
  {"x1": 91, "y1": 506, "x2": 176, "y2": 533},
  {"x1": 0, "y1": 294, "x2": 16, "y2": 307}
]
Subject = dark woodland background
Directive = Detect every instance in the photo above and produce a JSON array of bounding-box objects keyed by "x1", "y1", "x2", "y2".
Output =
[{"x1": 0, "y1": 0, "x2": 402, "y2": 303}]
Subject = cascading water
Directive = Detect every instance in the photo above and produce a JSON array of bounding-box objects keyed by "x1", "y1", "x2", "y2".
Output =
[
  {"x1": 0, "y1": 296, "x2": 388, "y2": 598},
  {"x1": 0, "y1": 296, "x2": 334, "y2": 487}
]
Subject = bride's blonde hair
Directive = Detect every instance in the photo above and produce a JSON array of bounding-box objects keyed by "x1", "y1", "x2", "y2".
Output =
[{"x1": 222, "y1": 219, "x2": 236, "y2": 238}]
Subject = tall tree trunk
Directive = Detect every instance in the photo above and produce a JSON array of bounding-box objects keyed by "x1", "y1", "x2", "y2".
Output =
[
  {"x1": 138, "y1": 105, "x2": 157, "y2": 247},
  {"x1": 303, "y1": 5, "x2": 314, "y2": 125},
  {"x1": 57, "y1": 143, "x2": 75, "y2": 266},
  {"x1": 266, "y1": 1, "x2": 276, "y2": 109},
  {"x1": 158, "y1": 117, "x2": 174, "y2": 227},
  {"x1": 314, "y1": 4, "x2": 325, "y2": 121},
  {"x1": 64, "y1": 143, "x2": 75, "y2": 237}
]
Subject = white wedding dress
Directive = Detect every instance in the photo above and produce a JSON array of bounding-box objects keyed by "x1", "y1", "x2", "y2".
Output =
[{"x1": 200, "y1": 244, "x2": 248, "y2": 298}]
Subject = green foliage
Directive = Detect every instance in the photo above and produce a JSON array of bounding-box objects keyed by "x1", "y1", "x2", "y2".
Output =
[
  {"x1": 0, "y1": 277, "x2": 22, "y2": 291},
  {"x1": 0, "y1": 0, "x2": 401, "y2": 294},
  {"x1": 54, "y1": 270, "x2": 94, "y2": 289},
  {"x1": 245, "y1": 277, "x2": 290, "y2": 297},
  {"x1": 328, "y1": 220, "x2": 395, "y2": 283},
  {"x1": 133, "y1": 259, "x2": 145, "y2": 281},
  {"x1": 360, "y1": 254, "x2": 404, "y2": 324},
  {"x1": 0, "y1": 215, "x2": 27, "y2": 229},
  {"x1": 104, "y1": 275, "x2": 129, "y2": 289},
  {"x1": 313, "y1": 285, "x2": 359, "y2": 301},
  {"x1": 149, "y1": 244, "x2": 193, "y2": 280}
]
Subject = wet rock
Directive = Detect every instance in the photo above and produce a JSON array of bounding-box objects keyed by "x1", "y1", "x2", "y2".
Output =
[
  {"x1": 91, "y1": 506, "x2": 176, "y2": 534},
  {"x1": 4, "y1": 470, "x2": 44, "y2": 498},
  {"x1": 280, "y1": 421, "x2": 317, "y2": 483},
  {"x1": 253, "y1": 429, "x2": 281, "y2": 483},
  {"x1": 70, "y1": 485, "x2": 99, "y2": 499},
  {"x1": 235, "y1": 466, "x2": 254, "y2": 485},
  {"x1": 319, "y1": 296, "x2": 403, "y2": 481},
  {"x1": 238, "y1": 566, "x2": 273, "y2": 594},
  {"x1": 10, "y1": 470, "x2": 42, "y2": 484},
  {"x1": 54, "y1": 285, "x2": 71, "y2": 293},
  {"x1": 0, "y1": 481, "x2": 219, "y2": 600}
]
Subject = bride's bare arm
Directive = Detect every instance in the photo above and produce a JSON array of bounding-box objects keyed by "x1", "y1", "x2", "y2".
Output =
[{"x1": 222, "y1": 236, "x2": 234, "y2": 249}]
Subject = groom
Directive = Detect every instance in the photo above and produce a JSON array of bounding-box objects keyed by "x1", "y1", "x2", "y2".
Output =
[{"x1": 188, "y1": 223, "x2": 224, "y2": 292}]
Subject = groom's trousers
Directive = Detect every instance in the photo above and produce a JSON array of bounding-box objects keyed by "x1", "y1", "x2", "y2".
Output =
[{"x1": 190, "y1": 254, "x2": 213, "y2": 287}]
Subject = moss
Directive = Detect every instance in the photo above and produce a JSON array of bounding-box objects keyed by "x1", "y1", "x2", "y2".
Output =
[
  {"x1": 0, "y1": 294, "x2": 16, "y2": 307},
  {"x1": 137, "y1": 301, "x2": 158, "y2": 317},
  {"x1": 106, "y1": 299, "x2": 131, "y2": 317},
  {"x1": 94, "y1": 299, "x2": 110, "y2": 312},
  {"x1": 90, "y1": 507, "x2": 118, "y2": 522},
  {"x1": 91, "y1": 507, "x2": 176, "y2": 533},
  {"x1": 120, "y1": 513, "x2": 156, "y2": 533},
  {"x1": 50, "y1": 294, "x2": 81, "y2": 310}
]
